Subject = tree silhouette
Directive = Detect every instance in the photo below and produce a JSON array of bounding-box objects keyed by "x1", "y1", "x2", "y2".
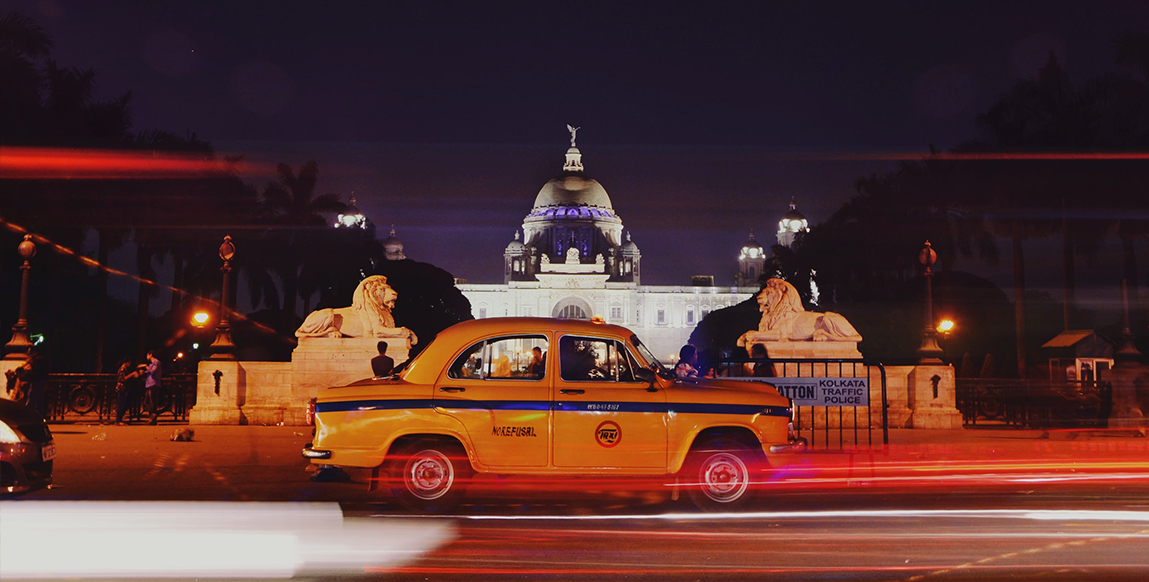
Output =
[{"x1": 254, "y1": 161, "x2": 347, "y2": 334}]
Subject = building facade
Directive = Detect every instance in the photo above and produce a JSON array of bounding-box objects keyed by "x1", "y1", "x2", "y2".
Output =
[{"x1": 456, "y1": 139, "x2": 757, "y2": 362}]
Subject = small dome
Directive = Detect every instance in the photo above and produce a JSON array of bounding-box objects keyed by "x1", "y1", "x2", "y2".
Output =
[
  {"x1": 505, "y1": 231, "x2": 526, "y2": 253},
  {"x1": 779, "y1": 197, "x2": 808, "y2": 232},
  {"x1": 621, "y1": 231, "x2": 640, "y2": 255},
  {"x1": 382, "y1": 227, "x2": 406, "y2": 261},
  {"x1": 739, "y1": 231, "x2": 764, "y2": 260},
  {"x1": 782, "y1": 207, "x2": 806, "y2": 221}
]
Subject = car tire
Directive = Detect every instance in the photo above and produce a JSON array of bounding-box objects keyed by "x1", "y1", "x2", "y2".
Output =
[
  {"x1": 683, "y1": 440, "x2": 762, "y2": 512},
  {"x1": 388, "y1": 439, "x2": 470, "y2": 512}
]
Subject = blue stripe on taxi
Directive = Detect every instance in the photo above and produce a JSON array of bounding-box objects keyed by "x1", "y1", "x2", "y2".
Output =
[{"x1": 317, "y1": 399, "x2": 790, "y2": 417}]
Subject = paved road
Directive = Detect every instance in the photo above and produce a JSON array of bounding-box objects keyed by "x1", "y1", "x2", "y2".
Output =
[{"x1": 16, "y1": 423, "x2": 1149, "y2": 581}]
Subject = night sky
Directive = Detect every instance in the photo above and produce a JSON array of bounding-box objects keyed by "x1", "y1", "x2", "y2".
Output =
[{"x1": 9, "y1": 0, "x2": 1146, "y2": 295}]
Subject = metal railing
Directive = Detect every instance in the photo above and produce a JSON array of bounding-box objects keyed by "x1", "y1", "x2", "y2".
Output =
[
  {"x1": 716, "y1": 357, "x2": 889, "y2": 450},
  {"x1": 45, "y1": 373, "x2": 197, "y2": 423},
  {"x1": 955, "y1": 378, "x2": 1111, "y2": 429}
]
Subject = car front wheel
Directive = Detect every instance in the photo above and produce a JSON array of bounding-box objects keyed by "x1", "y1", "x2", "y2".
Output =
[
  {"x1": 388, "y1": 439, "x2": 469, "y2": 512},
  {"x1": 683, "y1": 441, "x2": 762, "y2": 511}
]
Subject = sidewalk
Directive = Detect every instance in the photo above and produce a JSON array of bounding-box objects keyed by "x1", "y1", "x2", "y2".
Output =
[{"x1": 30, "y1": 423, "x2": 354, "y2": 502}]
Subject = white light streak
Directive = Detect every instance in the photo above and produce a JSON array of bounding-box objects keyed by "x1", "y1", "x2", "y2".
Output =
[{"x1": 0, "y1": 501, "x2": 455, "y2": 580}]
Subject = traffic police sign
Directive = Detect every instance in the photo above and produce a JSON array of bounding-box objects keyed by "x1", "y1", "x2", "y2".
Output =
[{"x1": 743, "y1": 377, "x2": 869, "y2": 407}]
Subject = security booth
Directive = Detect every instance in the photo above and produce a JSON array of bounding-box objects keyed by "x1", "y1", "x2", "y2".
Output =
[{"x1": 1042, "y1": 330, "x2": 1115, "y2": 384}]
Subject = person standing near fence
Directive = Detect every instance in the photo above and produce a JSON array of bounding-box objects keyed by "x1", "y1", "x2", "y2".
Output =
[
  {"x1": 143, "y1": 350, "x2": 162, "y2": 425},
  {"x1": 20, "y1": 347, "x2": 49, "y2": 417},
  {"x1": 114, "y1": 357, "x2": 144, "y2": 425}
]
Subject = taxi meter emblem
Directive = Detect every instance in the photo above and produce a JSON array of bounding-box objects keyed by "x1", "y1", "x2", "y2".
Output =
[{"x1": 595, "y1": 421, "x2": 621, "y2": 448}]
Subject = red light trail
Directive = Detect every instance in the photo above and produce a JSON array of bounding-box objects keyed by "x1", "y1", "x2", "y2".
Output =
[{"x1": 0, "y1": 146, "x2": 272, "y2": 179}]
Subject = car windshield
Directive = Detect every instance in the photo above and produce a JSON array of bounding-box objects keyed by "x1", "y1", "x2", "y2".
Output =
[{"x1": 630, "y1": 333, "x2": 671, "y2": 377}]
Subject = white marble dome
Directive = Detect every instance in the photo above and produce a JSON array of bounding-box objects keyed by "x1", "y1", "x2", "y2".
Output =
[{"x1": 532, "y1": 174, "x2": 613, "y2": 211}]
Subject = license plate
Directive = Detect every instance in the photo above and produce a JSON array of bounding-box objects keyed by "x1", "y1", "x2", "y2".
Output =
[{"x1": 41, "y1": 442, "x2": 56, "y2": 462}]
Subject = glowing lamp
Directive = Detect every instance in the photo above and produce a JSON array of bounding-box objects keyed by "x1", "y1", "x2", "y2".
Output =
[
  {"x1": 192, "y1": 312, "x2": 210, "y2": 327},
  {"x1": 937, "y1": 319, "x2": 955, "y2": 334}
]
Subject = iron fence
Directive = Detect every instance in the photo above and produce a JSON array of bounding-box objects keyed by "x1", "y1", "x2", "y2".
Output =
[
  {"x1": 955, "y1": 378, "x2": 1111, "y2": 429},
  {"x1": 716, "y1": 357, "x2": 889, "y2": 450},
  {"x1": 45, "y1": 373, "x2": 197, "y2": 423}
]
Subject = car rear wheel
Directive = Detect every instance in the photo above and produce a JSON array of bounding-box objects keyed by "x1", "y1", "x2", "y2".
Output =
[
  {"x1": 683, "y1": 440, "x2": 762, "y2": 511},
  {"x1": 388, "y1": 439, "x2": 470, "y2": 512}
]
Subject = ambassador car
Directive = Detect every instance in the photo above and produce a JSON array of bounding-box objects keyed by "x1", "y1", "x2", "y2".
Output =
[
  {"x1": 304, "y1": 317, "x2": 804, "y2": 511},
  {"x1": 1, "y1": 397, "x2": 55, "y2": 495}
]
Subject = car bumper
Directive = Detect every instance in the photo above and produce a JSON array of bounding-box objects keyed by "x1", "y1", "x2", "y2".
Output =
[
  {"x1": 302, "y1": 446, "x2": 331, "y2": 460},
  {"x1": 768, "y1": 437, "x2": 807, "y2": 455}
]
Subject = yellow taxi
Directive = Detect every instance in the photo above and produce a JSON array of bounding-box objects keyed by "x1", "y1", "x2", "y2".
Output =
[{"x1": 304, "y1": 317, "x2": 804, "y2": 511}]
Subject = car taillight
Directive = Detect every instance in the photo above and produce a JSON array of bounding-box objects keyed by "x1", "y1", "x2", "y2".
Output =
[{"x1": 306, "y1": 398, "x2": 317, "y2": 426}]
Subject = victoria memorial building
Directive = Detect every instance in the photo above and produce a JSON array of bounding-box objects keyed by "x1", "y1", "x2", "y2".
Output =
[{"x1": 452, "y1": 136, "x2": 809, "y2": 362}]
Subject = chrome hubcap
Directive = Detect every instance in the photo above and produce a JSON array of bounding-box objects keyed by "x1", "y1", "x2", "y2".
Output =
[
  {"x1": 699, "y1": 452, "x2": 748, "y2": 503},
  {"x1": 405, "y1": 449, "x2": 454, "y2": 500}
]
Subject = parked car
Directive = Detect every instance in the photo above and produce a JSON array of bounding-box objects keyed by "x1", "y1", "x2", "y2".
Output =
[
  {"x1": 0, "y1": 397, "x2": 55, "y2": 495},
  {"x1": 304, "y1": 317, "x2": 803, "y2": 511}
]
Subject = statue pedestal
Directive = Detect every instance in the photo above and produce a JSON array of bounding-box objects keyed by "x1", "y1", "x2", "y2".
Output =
[
  {"x1": 292, "y1": 337, "x2": 407, "y2": 401},
  {"x1": 906, "y1": 365, "x2": 963, "y2": 429},
  {"x1": 188, "y1": 338, "x2": 409, "y2": 425},
  {"x1": 1109, "y1": 362, "x2": 1149, "y2": 434},
  {"x1": 740, "y1": 336, "x2": 862, "y2": 360},
  {"x1": 188, "y1": 361, "x2": 246, "y2": 424}
]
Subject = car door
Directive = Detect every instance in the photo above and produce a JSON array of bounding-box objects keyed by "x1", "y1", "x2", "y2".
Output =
[
  {"x1": 552, "y1": 334, "x2": 667, "y2": 469},
  {"x1": 434, "y1": 334, "x2": 550, "y2": 468}
]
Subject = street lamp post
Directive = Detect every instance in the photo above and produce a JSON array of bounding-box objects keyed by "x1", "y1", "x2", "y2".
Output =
[
  {"x1": 3, "y1": 235, "x2": 37, "y2": 360},
  {"x1": 1116, "y1": 278, "x2": 1142, "y2": 362},
  {"x1": 917, "y1": 240, "x2": 944, "y2": 364},
  {"x1": 209, "y1": 236, "x2": 236, "y2": 360}
]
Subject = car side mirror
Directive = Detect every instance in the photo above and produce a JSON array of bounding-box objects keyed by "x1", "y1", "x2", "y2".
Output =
[{"x1": 635, "y1": 367, "x2": 658, "y2": 391}]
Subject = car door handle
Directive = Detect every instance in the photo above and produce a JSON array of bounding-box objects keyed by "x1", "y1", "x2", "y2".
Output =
[
  {"x1": 439, "y1": 386, "x2": 465, "y2": 393},
  {"x1": 560, "y1": 389, "x2": 585, "y2": 395}
]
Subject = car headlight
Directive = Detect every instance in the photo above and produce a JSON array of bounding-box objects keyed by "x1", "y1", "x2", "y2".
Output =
[{"x1": 0, "y1": 420, "x2": 26, "y2": 444}]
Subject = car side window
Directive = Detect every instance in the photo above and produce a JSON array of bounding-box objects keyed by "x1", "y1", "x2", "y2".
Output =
[
  {"x1": 485, "y1": 336, "x2": 548, "y2": 380},
  {"x1": 448, "y1": 336, "x2": 549, "y2": 380},
  {"x1": 560, "y1": 336, "x2": 638, "y2": 382},
  {"x1": 448, "y1": 342, "x2": 485, "y2": 379}
]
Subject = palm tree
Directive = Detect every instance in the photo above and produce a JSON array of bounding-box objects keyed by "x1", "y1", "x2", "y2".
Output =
[
  {"x1": 256, "y1": 162, "x2": 346, "y2": 332},
  {"x1": 970, "y1": 53, "x2": 1098, "y2": 375},
  {"x1": 971, "y1": 42, "x2": 1149, "y2": 373},
  {"x1": 1, "y1": 11, "x2": 136, "y2": 369},
  {"x1": 1109, "y1": 30, "x2": 1149, "y2": 296},
  {"x1": 124, "y1": 133, "x2": 258, "y2": 361},
  {"x1": 0, "y1": 11, "x2": 52, "y2": 144}
]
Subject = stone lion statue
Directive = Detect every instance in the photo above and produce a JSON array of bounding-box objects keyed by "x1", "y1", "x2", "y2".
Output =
[
  {"x1": 750, "y1": 278, "x2": 862, "y2": 342},
  {"x1": 295, "y1": 275, "x2": 418, "y2": 346}
]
